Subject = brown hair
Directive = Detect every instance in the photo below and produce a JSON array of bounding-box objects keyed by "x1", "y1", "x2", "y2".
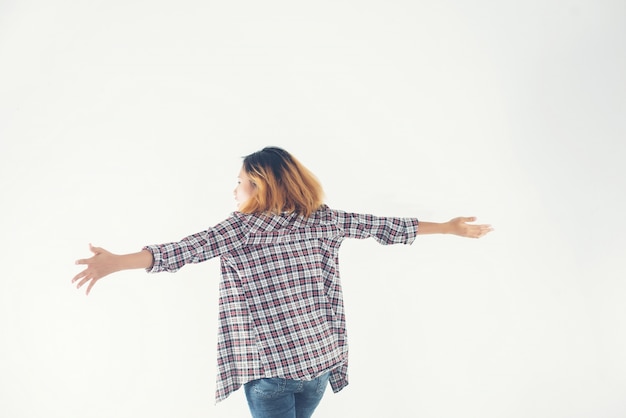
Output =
[{"x1": 238, "y1": 147, "x2": 324, "y2": 217}]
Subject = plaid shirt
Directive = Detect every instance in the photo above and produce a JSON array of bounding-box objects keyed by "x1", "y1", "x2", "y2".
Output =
[{"x1": 144, "y1": 205, "x2": 419, "y2": 403}]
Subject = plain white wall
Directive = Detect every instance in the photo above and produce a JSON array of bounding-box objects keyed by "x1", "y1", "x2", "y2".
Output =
[{"x1": 1, "y1": 1, "x2": 625, "y2": 417}]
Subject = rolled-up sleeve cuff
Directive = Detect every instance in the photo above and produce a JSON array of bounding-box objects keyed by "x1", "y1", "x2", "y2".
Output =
[
  {"x1": 406, "y1": 218, "x2": 419, "y2": 244},
  {"x1": 142, "y1": 245, "x2": 162, "y2": 273}
]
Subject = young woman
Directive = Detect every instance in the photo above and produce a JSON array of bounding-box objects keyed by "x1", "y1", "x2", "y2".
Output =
[{"x1": 72, "y1": 146, "x2": 493, "y2": 418}]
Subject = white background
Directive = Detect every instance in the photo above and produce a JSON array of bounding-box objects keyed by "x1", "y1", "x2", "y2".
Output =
[{"x1": 1, "y1": 1, "x2": 625, "y2": 417}]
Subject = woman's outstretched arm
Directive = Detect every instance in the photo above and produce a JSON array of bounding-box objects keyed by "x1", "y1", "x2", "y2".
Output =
[
  {"x1": 418, "y1": 216, "x2": 493, "y2": 238},
  {"x1": 72, "y1": 244, "x2": 154, "y2": 295}
]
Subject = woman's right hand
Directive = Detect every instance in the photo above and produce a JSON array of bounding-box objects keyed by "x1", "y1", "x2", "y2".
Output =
[{"x1": 446, "y1": 217, "x2": 494, "y2": 239}]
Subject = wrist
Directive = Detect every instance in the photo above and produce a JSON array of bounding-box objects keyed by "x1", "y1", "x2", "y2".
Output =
[
  {"x1": 117, "y1": 251, "x2": 152, "y2": 271},
  {"x1": 417, "y1": 221, "x2": 451, "y2": 235}
]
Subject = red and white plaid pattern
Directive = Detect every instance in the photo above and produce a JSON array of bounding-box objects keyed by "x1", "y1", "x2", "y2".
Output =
[{"x1": 144, "y1": 205, "x2": 419, "y2": 402}]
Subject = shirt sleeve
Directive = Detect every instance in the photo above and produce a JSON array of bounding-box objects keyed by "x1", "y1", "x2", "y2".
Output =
[
  {"x1": 332, "y1": 209, "x2": 419, "y2": 245},
  {"x1": 143, "y1": 215, "x2": 248, "y2": 273}
]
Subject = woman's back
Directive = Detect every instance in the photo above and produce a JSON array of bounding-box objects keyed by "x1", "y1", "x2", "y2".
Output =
[{"x1": 145, "y1": 204, "x2": 420, "y2": 401}]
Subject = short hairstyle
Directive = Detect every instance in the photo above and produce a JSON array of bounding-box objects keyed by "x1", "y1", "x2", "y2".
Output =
[{"x1": 239, "y1": 147, "x2": 324, "y2": 218}]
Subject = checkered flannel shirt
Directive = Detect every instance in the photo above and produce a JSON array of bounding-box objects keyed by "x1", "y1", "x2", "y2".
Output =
[{"x1": 144, "y1": 205, "x2": 419, "y2": 403}]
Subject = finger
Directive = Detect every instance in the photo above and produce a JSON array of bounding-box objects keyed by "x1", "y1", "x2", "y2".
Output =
[
  {"x1": 72, "y1": 269, "x2": 88, "y2": 283},
  {"x1": 75, "y1": 258, "x2": 92, "y2": 265},
  {"x1": 76, "y1": 275, "x2": 92, "y2": 289},
  {"x1": 468, "y1": 225, "x2": 485, "y2": 238},
  {"x1": 75, "y1": 276, "x2": 86, "y2": 289},
  {"x1": 475, "y1": 225, "x2": 493, "y2": 238},
  {"x1": 465, "y1": 216, "x2": 477, "y2": 223},
  {"x1": 481, "y1": 225, "x2": 494, "y2": 233},
  {"x1": 86, "y1": 279, "x2": 98, "y2": 296},
  {"x1": 89, "y1": 243, "x2": 100, "y2": 254}
]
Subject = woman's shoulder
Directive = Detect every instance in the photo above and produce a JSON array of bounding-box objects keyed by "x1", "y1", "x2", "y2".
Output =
[{"x1": 227, "y1": 205, "x2": 351, "y2": 232}]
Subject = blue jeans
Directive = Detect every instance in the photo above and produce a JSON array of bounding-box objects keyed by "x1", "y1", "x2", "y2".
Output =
[{"x1": 244, "y1": 372, "x2": 330, "y2": 418}]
